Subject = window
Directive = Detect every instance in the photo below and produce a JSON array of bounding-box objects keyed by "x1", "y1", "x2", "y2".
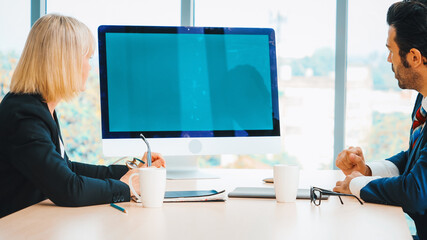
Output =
[
  {"x1": 47, "y1": 0, "x2": 180, "y2": 164},
  {"x1": 196, "y1": 0, "x2": 336, "y2": 169},
  {"x1": 347, "y1": 1, "x2": 417, "y2": 232},
  {"x1": 346, "y1": 0, "x2": 415, "y2": 163},
  {"x1": 7, "y1": 0, "x2": 412, "y2": 171},
  {"x1": 0, "y1": 0, "x2": 31, "y2": 101}
]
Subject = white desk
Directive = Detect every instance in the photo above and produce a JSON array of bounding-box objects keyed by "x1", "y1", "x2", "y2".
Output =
[{"x1": 0, "y1": 169, "x2": 412, "y2": 240}]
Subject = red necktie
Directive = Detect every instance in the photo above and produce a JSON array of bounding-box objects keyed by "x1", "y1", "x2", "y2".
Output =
[{"x1": 411, "y1": 105, "x2": 426, "y2": 149}]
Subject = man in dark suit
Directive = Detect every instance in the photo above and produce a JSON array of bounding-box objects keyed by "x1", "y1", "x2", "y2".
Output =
[{"x1": 333, "y1": 1, "x2": 427, "y2": 239}]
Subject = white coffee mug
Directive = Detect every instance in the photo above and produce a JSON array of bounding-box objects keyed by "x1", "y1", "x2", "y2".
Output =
[
  {"x1": 273, "y1": 164, "x2": 299, "y2": 203},
  {"x1": 129, "y1": 168, "x2": 166, "y2": 208}
]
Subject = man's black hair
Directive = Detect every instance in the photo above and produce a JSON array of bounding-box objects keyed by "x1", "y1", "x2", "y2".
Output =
[
  {"x1": 405, "y1": 0, "x2": 427, "y2": 6},
  {"x1": 387, "y1": 1, "x2": 427, "y2": 66}
]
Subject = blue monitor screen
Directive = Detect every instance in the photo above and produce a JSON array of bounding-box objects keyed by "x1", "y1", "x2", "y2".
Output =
[{"x1": 98, "y1": 26, "x2": 280, "y2": 138}]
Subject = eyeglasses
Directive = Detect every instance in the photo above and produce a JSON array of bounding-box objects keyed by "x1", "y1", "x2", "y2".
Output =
[
  {"x1": 310, "y1": 186, "x2": 363, "y2": 206},
  {"x1": 125, "y1": 133, "x2": 152, "y2": 169}
]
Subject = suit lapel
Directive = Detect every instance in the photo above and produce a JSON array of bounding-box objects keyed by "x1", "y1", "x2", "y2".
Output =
[{"x1": 405, "y1": 123, "x2": 426, "y2": 173}]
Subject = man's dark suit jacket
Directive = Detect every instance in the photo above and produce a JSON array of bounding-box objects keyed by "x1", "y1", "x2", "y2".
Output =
[
  {"x1": 361, "y1": 93, "x2": 427, "y2": 239},
  {"x1": 0, "y1": 92, "x2": 130, "y2": 218}
]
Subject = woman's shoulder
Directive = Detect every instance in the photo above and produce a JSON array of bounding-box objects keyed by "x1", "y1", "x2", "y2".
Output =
[
  {"x1": 0, "y1": 92, "x2": 56, "y2": 142},
  {"x1": 0, "y1": 92, "x2": 50, "y2": 121},
  {"x1": 1, "y1": 92, "x2": 46, "y2": 109},
  {"x1": 2, "y1": 92, "x2": 44, "y2": 103}
]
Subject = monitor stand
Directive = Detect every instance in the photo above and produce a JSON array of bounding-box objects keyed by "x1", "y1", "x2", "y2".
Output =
[{"x1": 165, "y1": 156, "x2": 219, "y2": 180}]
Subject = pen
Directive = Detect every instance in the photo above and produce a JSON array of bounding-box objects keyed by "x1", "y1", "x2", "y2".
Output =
[
  {"x1": 133, "y1": 157, "x2": 145, "y2": 165},
  {"x1": 110, "y1": 203, "x2": 127, "y2": 213},
  {"x1": 140, "y1": 133, "x2": 152, "y2": 167}
]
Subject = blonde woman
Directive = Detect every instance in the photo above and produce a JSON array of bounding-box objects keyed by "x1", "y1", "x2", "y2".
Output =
[{"x1": 0, "y1": 14, "x2": 165, "y2": 218}]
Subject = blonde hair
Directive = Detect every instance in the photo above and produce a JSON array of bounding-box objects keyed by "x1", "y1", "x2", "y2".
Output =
[{"x1": 10, "y1": 14, "x2": 95, "y2": 102}]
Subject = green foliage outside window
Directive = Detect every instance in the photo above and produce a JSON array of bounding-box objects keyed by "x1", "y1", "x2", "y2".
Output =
[
  {"x1": 0, "y1": 52, "x2": 17, "y2": 101},
  {"x1": 364, "y1": 111, "x2": 411, "y2": 162}
]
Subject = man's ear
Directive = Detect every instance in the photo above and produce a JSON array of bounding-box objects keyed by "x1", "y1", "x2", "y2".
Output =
[{"x1": 409, "y1": 48, "x2": 424, "y2": 67}]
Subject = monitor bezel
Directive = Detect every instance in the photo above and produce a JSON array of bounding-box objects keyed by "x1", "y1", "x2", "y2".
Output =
[{"x1": 98, "y1": 25, "x2": 280, "y2": 140}]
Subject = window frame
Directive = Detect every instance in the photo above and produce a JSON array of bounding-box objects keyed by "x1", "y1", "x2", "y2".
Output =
[{"x1": 31, "y1": 0, "x2": 349, "y2": 168}]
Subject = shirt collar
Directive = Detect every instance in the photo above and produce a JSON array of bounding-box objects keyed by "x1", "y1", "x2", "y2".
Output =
[{"x1": 422, "y1": 96, "x2": 427, "y2": 111}]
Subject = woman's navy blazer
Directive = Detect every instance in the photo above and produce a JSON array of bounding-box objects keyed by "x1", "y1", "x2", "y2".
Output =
[{"x1": 0, "y1": 93, "x2": 130, "y2": 218}]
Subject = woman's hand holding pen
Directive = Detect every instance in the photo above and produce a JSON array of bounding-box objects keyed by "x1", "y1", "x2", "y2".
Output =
[{"x1": 137, "y1": 152, "x2": 166, "y2": 168}]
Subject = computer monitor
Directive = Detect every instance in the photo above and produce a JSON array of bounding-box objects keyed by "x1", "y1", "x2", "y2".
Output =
[{"x1": 98, "y1": 25, "x2": 281, "y2": 177}]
